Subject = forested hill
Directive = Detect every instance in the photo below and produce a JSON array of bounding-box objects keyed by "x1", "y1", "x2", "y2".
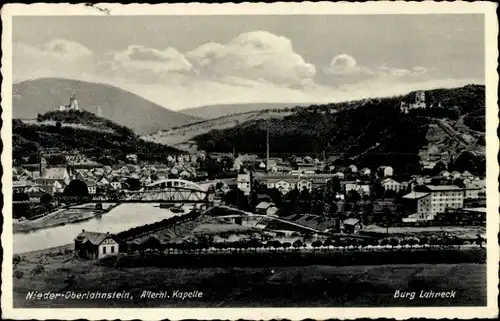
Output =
[
  {"x1": 13, "y1": 110, "x2": 182, "y2": 164},
  {"x1": 13, "y1": 78, "x2": 201, "y2": 134},
  {"x1": 193, "y1": 84, "x2": 485, "y2": 174}
]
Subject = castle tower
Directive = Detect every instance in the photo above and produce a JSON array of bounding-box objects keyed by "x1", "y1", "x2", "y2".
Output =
[
  {"x1": 70, "y1": 94, "x2": 79, "y2": 110},
  {"x1": 416, "y1": 91, "x2": 425, "y2": 103},
  {"x1": 40, "y1": 155, "x2": 47, "y2": 177},
  {"x1": 96, "y1": 105, "x2": 102, "y2": 117}
]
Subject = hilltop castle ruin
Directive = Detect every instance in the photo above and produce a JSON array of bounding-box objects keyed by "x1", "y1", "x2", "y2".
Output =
[
  {"x1": 58, "y1": 94, "x2": 80, "y2": 112},
  {"x1": 400, "y1": 91, "x2": 426, "y2": 114}
]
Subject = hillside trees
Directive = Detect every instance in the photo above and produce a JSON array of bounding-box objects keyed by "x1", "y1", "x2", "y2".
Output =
[
  {"x1": 224, "y1": 188, "x2": 251, "y2": 210},
  {"x1": 194, "y1": 86, "x2": 484, "y2": 175},
  {"x1": 12, "y1": 118, "x2": 181, "y2": 164},
  {"x1": 451, "y1": 151, "x2": 485, "y2": 175}
]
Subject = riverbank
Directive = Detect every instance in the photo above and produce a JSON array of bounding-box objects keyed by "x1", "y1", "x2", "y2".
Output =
[
  {"x1": 13, "y1": 203, "x2": 119, "y2": 233},
  {"x1": 12, "y1": 244, "x2": 486, "y2": 308}
]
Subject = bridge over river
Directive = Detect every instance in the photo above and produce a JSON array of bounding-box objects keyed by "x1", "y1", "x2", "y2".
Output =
[{"x1": 45, "y1": 178, "x2": 216, "y2": 204}]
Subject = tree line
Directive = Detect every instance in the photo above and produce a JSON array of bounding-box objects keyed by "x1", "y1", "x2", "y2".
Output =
[{"x1": 128, "y1": 233, "x2": 485, "y2": 255}]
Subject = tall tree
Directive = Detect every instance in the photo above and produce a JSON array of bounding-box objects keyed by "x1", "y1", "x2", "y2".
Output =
[
  {"x1": 224, "y1": 188, "x2": 250, "y2": 210},
  {"x1": 431, "y1": 161, "x2": 447, "y2": 176},
  {"x1": 63, "y1": 180, "x2": 89, "y2": 197},
  {"x1": 382, "y1": 206, "x2": 393, "y2": 235},
  {"x1": 371, "y1": 182, "x2": 385, "y2": 200},
  {"x1": 268, "y1": 187, "x2": 283, "y2": 207},
  {"x1": 124, "y1": 177, "x2": 141, "y2": 190},
  {"x1": 346, "y1": 190, "x2": 362, "y2": 203}
]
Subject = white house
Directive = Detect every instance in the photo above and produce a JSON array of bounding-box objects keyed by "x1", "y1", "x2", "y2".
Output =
[
  {"x1": 41, "y1": 167, "x2": 71, "y2": 185},
  {"x1": 440, "y1": 170, "x2": 451, "y2": 178},
  {"x1": 232, "y1": 157, "x2": 243, "y2": 172},
  {"x1": 110, "y1": 177, "x2": 122, "y2": 190},
  {"x1": 274, "y1": 180, "x2": 291, "y2": 194},
  {"x1": 87, "y1": 183, "x2": 97, "y2": 195},
  {"x1": 377, "y1": 166, "x2": 394, "y2": 178},
  {"x1": 380, "y1": 177, "x2": 402, "y2": 192},
  {"x1": 266, "y1": 206, "x2": 279, "y2": 216},
  {"x1": 74, "y1": 230, "x2": 120, "y2": 260},
  {"x1": 126, "y1": 154, "x2": 138, "y2": 163},
  {"x1": 464, "y1": 180, "x2": 486, "y2": 199},
  {"x1": 333, "y1": 172, "x2": 345, "y2": 179},
  {"x1": 360, "y1": 168, "x2": 371, "y2": 176},
  {"x1": 255, "y1": 201, "x2": 273, "y2": 215},
  {"x1": 237, "y1": 173, "x2": 251, "y2": 196},
  {"x1": 266, "y1": 160, "x2": 278, "y2": 172},
  {"x1": 220, "y1": 183, "x2": 231, "y2": 194},
  {"x1": 297, "y1": 179, "x2": 312, "y2": 191},
  {"x1": 461, "y1": 171, "x2": 475, "y2": 183},
  {"x1": 348, "y1": 165, "x2": 358, "y2": 173},
  {"x1": 449, "y1": 171, "x2": 461, "y2": 180},
  {"x1": 179, "y1": 170, "x2": 191, "y2": 178},
  {"x1": 98, "y1": 177, "x2": 111, "y2": 187}
]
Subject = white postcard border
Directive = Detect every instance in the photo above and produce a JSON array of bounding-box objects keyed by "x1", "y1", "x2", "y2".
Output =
[{"x1": 1, "y1": 2, "x2": 499, "y2": 320}]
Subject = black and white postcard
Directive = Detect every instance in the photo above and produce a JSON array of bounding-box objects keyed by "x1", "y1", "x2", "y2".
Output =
[{"x1": 1, "y1": 2, "x2": 498, "y2": 320}]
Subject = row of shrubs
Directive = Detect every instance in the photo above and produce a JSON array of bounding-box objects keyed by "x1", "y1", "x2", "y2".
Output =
[
  {"x1": 102, "y1": 246, "x2": 486, "y2": 268},
  {"x1": 127, "y1": 234, "x2": 485, "y2": 254}
]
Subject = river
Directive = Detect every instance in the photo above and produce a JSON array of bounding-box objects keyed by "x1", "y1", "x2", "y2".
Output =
[{"x1": 13, "y1": 203, "x2": 184, "y2": 254}]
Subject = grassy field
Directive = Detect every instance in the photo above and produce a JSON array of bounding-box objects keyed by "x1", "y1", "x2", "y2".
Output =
[
  {"x1": 13, "y1": 246, "x2": 486, "y2": 308},
  {"x1": 142, "y1": 110, "x2": 293, "y2": 147}
]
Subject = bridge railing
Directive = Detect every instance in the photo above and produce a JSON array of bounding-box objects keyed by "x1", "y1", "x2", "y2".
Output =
[{"x1": 56, "y1": 187, "x2": 215, "y2": 203}]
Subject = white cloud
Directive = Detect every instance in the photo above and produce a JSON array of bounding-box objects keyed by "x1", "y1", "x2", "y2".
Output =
[
  {"x1": 321, "y1": 54, "x2": 432, "y2": 88},
  {"x1": 186, "y1": 31, "x2": 316, "y2": 86},
  {"x1": 323, "y1": 54, "x2": 372, "y2": 76},
  {"x1": 378, "y1": 64, "x2": 429, "y2": 78},
  {"x1": 44, "y1": 39, "x2": 93, "y2": 60},
  {"x1": 12, "y1": 37, "x2": 480, "y2": 111},
  {"x1": 99, "y1": 45, "x2": 194, "y2": 84},
  {"x1": 13, "y1": 39, "x2": 95, "y2": 82},
  {"x1": 108, "y1": 45, "x2": 192, "y2": 72}
]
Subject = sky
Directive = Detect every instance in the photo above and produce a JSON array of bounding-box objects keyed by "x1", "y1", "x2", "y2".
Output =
[{"x1": 13, "y1": 15, "x2": 485, "y2": 110}]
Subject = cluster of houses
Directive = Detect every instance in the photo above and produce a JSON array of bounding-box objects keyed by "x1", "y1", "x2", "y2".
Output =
[
  {"x1": 12, "y1": 154, "x2": 199, "y2": 202},
  {"x1": 13, "y1": 148, "x2": 486, "y2": 226},
  {"x1": 236, "y1": 164, "x2": 397, "y2": 197},
  {"x1": 232, "y1": 157, "x2": 486, "y2": 224}
]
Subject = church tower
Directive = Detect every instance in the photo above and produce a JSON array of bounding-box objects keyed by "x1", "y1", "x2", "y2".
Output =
[
  {"x1": 96, "y1": 105, "x2": 102, "y2": 117},
  {"x1": 40, "y1": 155, "x2": 47, "y2": 177}
]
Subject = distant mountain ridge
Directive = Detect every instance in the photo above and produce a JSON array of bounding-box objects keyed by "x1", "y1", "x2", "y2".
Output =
[
  {"x1": 181, "y1": 102, "x2": 312, "y2": 119},
  {"x1": 13, "y1": 78, "x2": 201, "y2": 135}
]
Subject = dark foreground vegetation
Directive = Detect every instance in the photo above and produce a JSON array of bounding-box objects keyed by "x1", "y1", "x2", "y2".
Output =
[
  {"x1": 14, "y1": 252, "x2": 486, "y2": 308},
  {"x1": 100, "y1": 247, "x2": 485, "y2": 268}
]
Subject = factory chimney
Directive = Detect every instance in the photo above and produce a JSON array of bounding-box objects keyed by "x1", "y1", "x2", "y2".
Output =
[{"x1": 266, "y1": 120, "x2": 270, "y2": 173}]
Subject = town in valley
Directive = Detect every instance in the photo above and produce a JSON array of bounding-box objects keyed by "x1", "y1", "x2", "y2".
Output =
[{"x1": 12, "y1": 89, "x2": 487, "y2": 307}]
